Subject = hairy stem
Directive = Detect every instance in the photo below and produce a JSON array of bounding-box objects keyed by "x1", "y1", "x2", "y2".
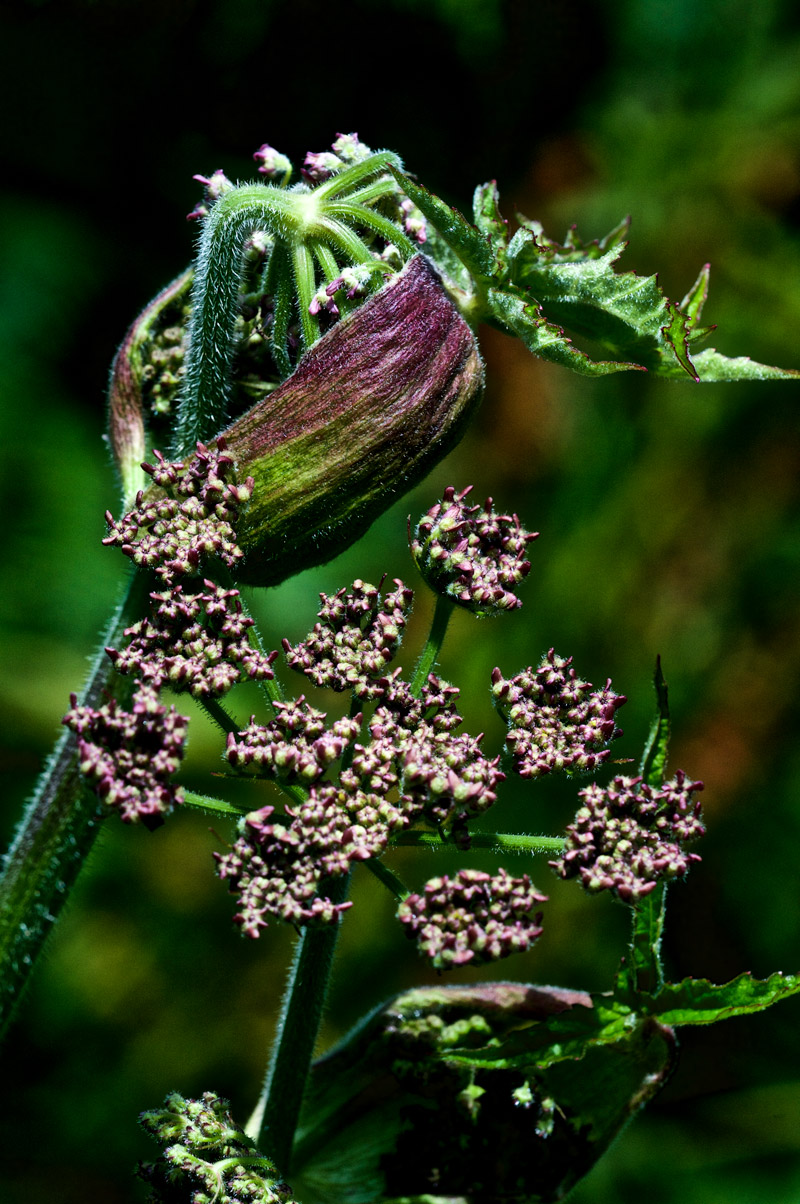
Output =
[
  {"x1": 392, "y1": 830, "x2": 565, "y2": 856},
  {"x1": 248, "y1": 873, "x2": 351, "y2": 1170},
  {"x1": 411, "y1": 594, "x2": 455, "y2": 697},
  {"x1": 0, "y1": 569, "x2": 153, "y2": 1040},
  {"x1": 365, "y1": 856, "x2": 410, "y2": 901}
]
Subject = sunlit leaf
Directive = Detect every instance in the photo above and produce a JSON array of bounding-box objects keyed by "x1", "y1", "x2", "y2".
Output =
[{"x1": 647, "y1": 970, "x2": 800, "y2": 1025}]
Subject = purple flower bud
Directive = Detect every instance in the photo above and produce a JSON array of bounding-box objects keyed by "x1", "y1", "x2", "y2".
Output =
[
  {"x1": 492, "y1": 650, "x2": 626, "y2": 777},
  {"x1": 411, "y1": 486, "x2": 538, "y2": 615},
  {"x1": 552, "y1": 771, "x2": 705, "y2": 902},
  {"x1": 63, "y1": 684, "x2": 188, "y2": 828},
  {"x1": 215, "y1": 783, "x2": 405, "y2": 937},
  {"x1": 252, "y1": 142, "x2": 292, "y2": 182},
  {"x1": 103, "y1": 439, "x2": 252, "y2": 584},
  {"x1": 221, "y1": 255, "x2": 484, "y2": 586},
  {"x1": 106, "y1": 578, "x2": 277, "y2": 699},
  {"x1": 282, "y1": 578, "x2": 414, "y2": 699},
  {"x1": 227, "y1": 699, "x2": 361, "y2": 785},
  {"x1": 397, "y1": 868, "x2": 547, "y2": 969}
]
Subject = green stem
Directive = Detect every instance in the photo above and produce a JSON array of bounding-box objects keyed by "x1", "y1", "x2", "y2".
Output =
[
  {"x1": 392, "y1": 829, "x2": 565, "y2": 856},
  {"x1": 365, "y1": 856, "x2": 410, "y2": 901},
  {"x1": 248, "y1": 873, "x2": 351, "y2": 1169},
  {"x1": 410, "y1": 594, "x2": 455, "y2": 697},
  {"x1": 183, "y1": 790, "x2": 250, "y2": 818},
  {"x1": 628, "y1": 882, "x2": 668, "y2": 996},
  {"x1": 0, "y1": 569, "x2": 153, "y2": 1040},
  {"x1": 201, "y1": 696, "x2": 240, "y2": 735},
  {"x1": 292, "y1": 241, "x2": 320, "y2": 351}
]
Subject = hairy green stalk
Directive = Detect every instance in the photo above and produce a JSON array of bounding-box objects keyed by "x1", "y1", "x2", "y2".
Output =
[
  {"x1": 0, "y1": 569, "x2": 153, "y2": 1038},
  {"x1": 411, "y1": 593, "x2": 455, "y2": 697},
  {"x1": 248, "y1": 873, "x2": 351, "y2": 1170}
]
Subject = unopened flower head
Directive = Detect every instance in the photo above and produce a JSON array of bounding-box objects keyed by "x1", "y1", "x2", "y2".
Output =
[
  {"x1": 282, "y1": 579, "x2": 414, "y2": 699},
  {"x1": 552, "y1": 771, "x2": 705, "y2": 902},
  {"x1": 227, "y1": 698, "x2": 361, "y2": 785},
  {"x1": 302, "y1": 132, "x2": 373, "y2": 182},
  {"x1": 398, "y1": 868, "x2": 546, "y2": 969},
  {"x1": 492, "y1": 649, "x2": 626, "y2": 778},
  {"x1": 103, "y1": 438, "x2": 252, "y2": 583},
  {"x1": 215, "y1": 785, "x2": 406, "y2": 938},
  {"x1": 252, "y1": 142, "x2": 293, "y2": 183},
  {"x1": 63, "y1": 684, "x2": 188, "y2": 828},
  {"x1": 223, "y1": 256, "x2": 483, "y2": 586},
  {"x1": 107, "y1": 580, "x2": 277, "y2": 699},
  {"x1": 411, "y1": 486, "x2": 539, "y2": 616},
  {"x1": 361, "y1": 674, "x2": 503, "y2": 840},
  {"x1": 139, "y1": 1091, "x2": 298, "y2": 1204}
]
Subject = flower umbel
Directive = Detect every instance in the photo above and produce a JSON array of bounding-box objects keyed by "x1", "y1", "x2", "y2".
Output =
[
  {"x1": 103, "y1": 439, "x2": 252, "y2": 583},
  {"x1": 282, "y1": 579, "x2": 414, "y2": 699},
  {"x1": 552, "y1": 771, "x2": 705, "y2": 902},
  {"x1": 227, "y1": 699, "x2": 361, "y2": 785},
  {"x1": 215, "y1": 786, "x2": 406, "y2": 937},
  {"x1": 398, "y1": 868, "x2": 547, "y2": 969},
  {"x1": 411, "y1": 486, "x2": 539, "y2": 615},
  {"x1": 492, "y1": 650, "x2": 626, "y2": 778},
  {"x1": 63, "y1": 684, "x2": 188, "y2": 828},
  {"x1": 107, "y1": 580, "x2": 277, "y2": 699},
  {"x1": 139, "y1": 1090, "x2": 298, "y2": 1204}
]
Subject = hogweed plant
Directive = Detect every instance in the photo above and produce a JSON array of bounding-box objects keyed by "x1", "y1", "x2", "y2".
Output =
[{"x1": 3, "y1": 133, "x2": 800, "y2": 1202}]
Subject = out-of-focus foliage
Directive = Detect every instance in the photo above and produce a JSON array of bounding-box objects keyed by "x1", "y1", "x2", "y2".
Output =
[{"x1": 2, "y1": 0, "x2": 800, "y2": 1201}]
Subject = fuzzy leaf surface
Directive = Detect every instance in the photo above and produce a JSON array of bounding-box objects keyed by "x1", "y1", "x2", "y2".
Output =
[{"x1": 646, "y1": 971, "x2": 800, "y2": 1025}]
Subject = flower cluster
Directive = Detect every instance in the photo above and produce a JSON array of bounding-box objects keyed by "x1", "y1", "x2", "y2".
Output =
[
  {"x1": 492, "y1": 650, "x2": 626, "y2": 778},
  {"x1": 63, "y1": 684, "x2": 188, "y2": 827},
  {"x1": 411, "y1": 486, "x2": 539, "y2": 615},
  {"x1": 106, "y1": 580, "x2": 277, "y2": 699},
  {"x1": 316, "y1": 673, "x2": 503, "y2": 844},
  {"x1": 215, "y1": 786, "x2": 406, "y2": 937},
  {"x1": 103, "y1": 439, "x2": 252, "y2": 582},
  {"x1": 215, "y1": 669, "x2": 505, "y2": 935},
  {"x1": 552, "y1": 771, "x2": 705, "y2": 902},
  {"x1": 397, "y1": 868, "x2": 547, "y2": 969},
  {"x1": 282, "y1": 579, "x2": 414, "y2": 699},
  {"x1": 227, "y1": 698, "x2": 361, "y2": 785},
  {"x1": 186, "y1": 168, "x2": 235, "y2": 221},
  {"x1": 301, "y1": 132, "x2": 427, "y2": 245},
  {"x1": 139, "y1": 1091, "x2": 297, "y2": 1204}
]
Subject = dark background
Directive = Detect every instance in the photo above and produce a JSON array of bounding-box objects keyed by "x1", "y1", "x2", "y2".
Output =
[{"x1": 2, "y1": 0, "x2": 800, "y2": 1199}]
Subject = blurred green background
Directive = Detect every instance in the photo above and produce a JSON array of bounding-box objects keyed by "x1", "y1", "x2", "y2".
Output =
[{"x1": 2, "y1": 0, "x2": 800, "y2": 1199}]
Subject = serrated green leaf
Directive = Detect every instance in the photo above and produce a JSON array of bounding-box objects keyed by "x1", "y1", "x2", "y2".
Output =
[
  {"x1": 640, "y1": 656, "x2": 671, "y2": 788},
  {"x1": 389, "y1": 166, "x2": 496, "y2": 278},
  {"x1": 512, "y1": 216, "x2": 631, "y2": 264},
  {"x1": 389, "y1": 177, "x2": 799, "y2": 381},
  {"x1": 506, "y1": 242, "x2": 700, "y2": 379},
  {"x1": 473, "y1": 181, "x2": 508, "y2": 271},
  {"x1": 660, "y1": 346, "x2": 800, "y2": 381},
  {"x1": 473, "y1": 181, "x2": 508, "y2": 277},
  {"x1": 488, "y1": 284, "x2": 645, "y2": 376},
  {"x1": 680, "y1": 262, "x2": 711, "y2": 328},
  {"x1": 648, "y1": 970, "x2": 800, "y2": 1026}
]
